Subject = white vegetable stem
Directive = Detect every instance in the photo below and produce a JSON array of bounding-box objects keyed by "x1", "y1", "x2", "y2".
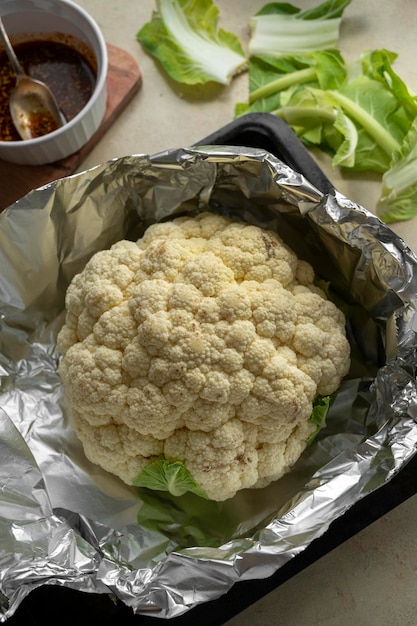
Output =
[
  {"x1": 249, "y1": 67, "x2": 317, "y2": 103},
  {"x1": 249, "y1": 14, "x2": 342, "y2": 56},
  {"x1": 330, "y1": 90, "x2": 401, "y2": 155},
  {"x1": 159, "y1": 0, "x2": 246, "y2": 85},
  {"x1": 383, "y1": 157, "x2": 417, "y2": 193}
]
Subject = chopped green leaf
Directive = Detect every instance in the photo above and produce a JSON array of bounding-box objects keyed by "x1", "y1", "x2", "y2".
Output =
[
  {"x1": 330, "y1": 78, "x2": 403, "y2": 158},
  {"x1": 250, "y1": 65, "x2": 316, "y2": 104},
  {"x1": 295, "y1": 0, "x2": 352, "y2": 20},
  {"x1": 133, "y1": 458, "x2": 209, "y2": 499},
  {"x1": 136, "y1": 0, "x2": 246, "y2": 85},
  {"x1": 377, "y1": 118, "x2": 417, "y2": 223},
  {"x1": 331, "y1": 107, "x2": 358, "y2": 168},
  {"x1": 308, "y1": 394, "x2": 333, "y2": 443},
  {"x1": 273, "y1": 86, "x2": 345, "y2": 158},
  {"x1": 255, "y1": 0, "x2": 351, "y2": 20},
  {"x1": 238, "y1": 3, "x2": 417, "y2": 223},
  {"x1": 255, "y1": 3, "x2": 301, "y2": 18},
  {"x1": 236, "y1": 50, "x2": 346, "y2": 118},
  {"x1": 250, "y1": 50, "x2": 345, "y2": 104},
  {"x1": 361, "y1": 49, "x2": 417, "y2": 122},
  {"x1": 249, "y1": 0, "x2": 351, "y2": 57},
  {"x1": 276, "y1": 74, "x2": 411, "y2": 173}
]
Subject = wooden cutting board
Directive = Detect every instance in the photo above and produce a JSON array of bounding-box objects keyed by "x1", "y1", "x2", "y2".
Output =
[{"x1": 0, "y1": 43, "x2": 142, "y2": 211}]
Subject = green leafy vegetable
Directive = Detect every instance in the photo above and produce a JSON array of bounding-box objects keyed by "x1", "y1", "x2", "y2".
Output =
[
  {"x1": 133, "y1": 458, "x2": 209, "y2": 498},
  {"x1": 236, "y1": 50, "x2": 346, "y2": 119},
  {"x1": 249, "y1": 0, "x2": 352, "y2": 57},
  {"x1": 244, "y1": 51, "x2": 412, "y2": 174},
  {"x1": 330, "y1": 78, "x2": 405, "y2": 164},
  {"x1": 275, "y1": 62, "x2": 413, "y2": 175},
  {"x1": 252, "y1": 50, "x2": 345, "y2": 104},
  {"x1": 136, "y1": 0, "x2": 246, "y2": 85},
  {"x1": 361, "y1": 49, "x2": 417, "y2": 121},
  {"x1": 272, "y1": 85, "x2": 340, "y2": 150},
  {"x1": 286, "y1": 0, "x2": 352, "y2": 20},
  {"x1": 377, "y1": 118, "x2": 417, "y2": 222},
  {"x1": 238, "y1": 0, "x2": 417, "y2": 222},
  {"x1": 137, "y1": 488, "x2": 238, "y2": 548},
  {"x1": 307, "y1": 394, "x2": 333, "y2": 443},
  {"x1": 278, "y1": 75, "x2": 409, "y2": 173}
]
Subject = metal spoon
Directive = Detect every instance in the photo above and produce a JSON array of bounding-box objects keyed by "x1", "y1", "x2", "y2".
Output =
[{"x1": 0, "y1": 16, "x2": 63, "y2": 140}]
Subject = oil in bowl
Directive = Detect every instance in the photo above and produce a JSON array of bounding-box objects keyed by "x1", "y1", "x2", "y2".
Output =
[{"x1": 0, "y1": 33, "x2": 97, "y2": 142}]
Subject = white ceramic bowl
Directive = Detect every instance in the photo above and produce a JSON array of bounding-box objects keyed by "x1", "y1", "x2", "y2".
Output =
[{"x1": 0, "y1": 0, "x2": 108, "y2": 165}]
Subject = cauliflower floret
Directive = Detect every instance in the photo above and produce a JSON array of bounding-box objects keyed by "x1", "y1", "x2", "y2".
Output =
[{"x1": 58, "y1": 212, "x2": 350, "y2": 501}]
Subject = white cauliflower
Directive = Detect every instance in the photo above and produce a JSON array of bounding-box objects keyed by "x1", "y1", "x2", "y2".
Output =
[{"x1": 58, "y1": 212, "x2": 350, "y2": 501}]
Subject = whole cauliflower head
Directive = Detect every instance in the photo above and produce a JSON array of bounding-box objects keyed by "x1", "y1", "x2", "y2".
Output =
[{"x1": 58, "y1": 212, "x2": 350, "y2": 501}]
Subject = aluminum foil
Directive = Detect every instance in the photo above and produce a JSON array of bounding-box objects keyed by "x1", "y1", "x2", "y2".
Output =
[{"x1": 1, "y1": 145, "x2": 417, "y2": 621}]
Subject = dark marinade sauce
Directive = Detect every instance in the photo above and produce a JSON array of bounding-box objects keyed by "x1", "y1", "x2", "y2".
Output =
[{"x1": 0, "y1": 36, "x2": 97, "y2": 141}]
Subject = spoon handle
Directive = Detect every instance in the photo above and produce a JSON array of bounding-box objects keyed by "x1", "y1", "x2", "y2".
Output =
[{"x1": 0, "y1": 17, "x2": 25, "y2": 77}]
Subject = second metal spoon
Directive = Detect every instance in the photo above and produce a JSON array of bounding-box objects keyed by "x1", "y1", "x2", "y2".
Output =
[{"x1": 0, "y1": 16, "x2": 63, "y2": 140}]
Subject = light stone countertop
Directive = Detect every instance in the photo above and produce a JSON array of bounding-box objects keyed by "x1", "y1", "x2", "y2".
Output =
[{"x1": 73, "y1": 1, "x2": 417, "y2": 624}]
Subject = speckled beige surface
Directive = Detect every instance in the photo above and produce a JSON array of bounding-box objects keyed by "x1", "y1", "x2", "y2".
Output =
[{"x1": 74, "y1": 2, "x2": 417, "y2": 624}]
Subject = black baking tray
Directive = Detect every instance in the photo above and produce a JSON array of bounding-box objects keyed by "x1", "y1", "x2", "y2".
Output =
[{"x1": 7, "y1": 113, "x2": 417, "y2": 626}]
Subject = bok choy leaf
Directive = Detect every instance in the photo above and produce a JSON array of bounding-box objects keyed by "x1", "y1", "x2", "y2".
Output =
[
  {"x1": 238, "y1": 1, "x2": 417, "y2": 222},
  {"x1": 377, "y1": 118, "x2": 417, "y2": 223},
  {"x1": 137, "y1": 0, "x2": 246, "y2": 86},
  {"x1": 235, "y1": 50, "x2": 346, "y2": 117},
  {"x1": 361, "y1": 49, "x2": 417, "y2": 121},
  {"x1": 276, "y1": 75, "x2": 409, "y2": 173},
  {"x1": 249, "y1": 0, "x2": 352, "y2": 57}
]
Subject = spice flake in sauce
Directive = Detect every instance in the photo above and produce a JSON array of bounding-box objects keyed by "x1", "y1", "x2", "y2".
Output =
[{"x1": 0, "y1": 34, "x2": 97, "y2": 141}]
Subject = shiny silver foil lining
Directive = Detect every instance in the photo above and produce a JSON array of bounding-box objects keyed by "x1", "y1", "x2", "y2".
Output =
[{"x1": 1, "y1": 145, "x2": 417, "y2": 620}]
